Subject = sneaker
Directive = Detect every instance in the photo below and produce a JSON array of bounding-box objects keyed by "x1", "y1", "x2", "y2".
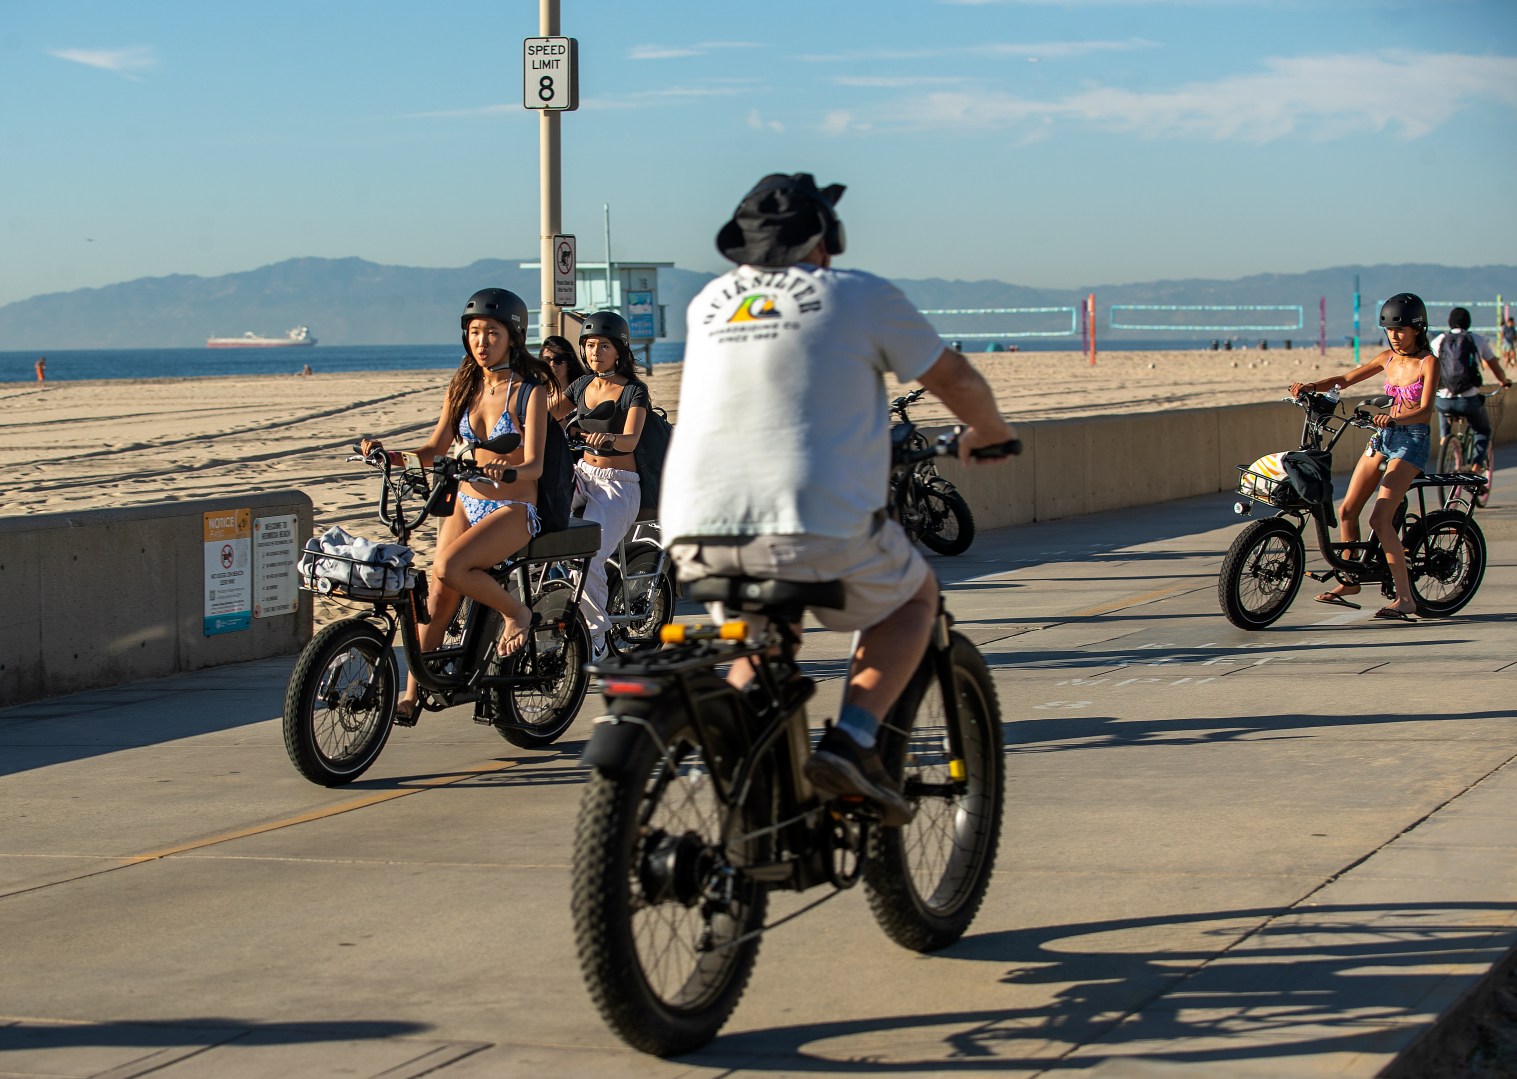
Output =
[
  {"x1": 590, "y1": 638, "x2": 611, "y2": 662},
  {"x1": 804, "y1": 726, "x2": 914, "y2": 827}
]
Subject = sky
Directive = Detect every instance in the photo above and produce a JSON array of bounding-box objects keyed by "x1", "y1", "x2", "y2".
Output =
[{"x1": 2, "y1": 0, "x2": 1515, "y2": 311}]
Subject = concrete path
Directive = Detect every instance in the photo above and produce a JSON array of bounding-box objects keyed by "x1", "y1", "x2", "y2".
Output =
[{"x1": 2, "y1": 484, "x2": 1515, "y2": 1078}]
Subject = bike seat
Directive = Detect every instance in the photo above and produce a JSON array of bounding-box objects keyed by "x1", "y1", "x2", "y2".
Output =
[
  {"x1": 685, "y1": 575, "x2": 846, "y2": 614},
  {"x1": 519, "y1": 518, "x2": 602, "y2": 561}
]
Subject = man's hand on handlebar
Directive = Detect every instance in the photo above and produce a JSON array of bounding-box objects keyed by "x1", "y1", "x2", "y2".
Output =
[{"x1": 955, "y1": 421, "x2": 1020, "y2": 465}]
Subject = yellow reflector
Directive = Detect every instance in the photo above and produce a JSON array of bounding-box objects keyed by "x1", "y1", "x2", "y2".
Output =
[
  {"x1": 718, "y1": 621, "x2": 748, "y2": 640},
  {"x1": 660, "y1": 624, "x2": 687, "y2": 644},
  {"x1": 949, "y1": 759, "x2": 967, "y2": 782}
]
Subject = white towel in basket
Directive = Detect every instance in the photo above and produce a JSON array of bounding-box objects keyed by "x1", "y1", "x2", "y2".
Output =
[{"x1": 298, "y1": 526, "x2": 414, "y2": 591}]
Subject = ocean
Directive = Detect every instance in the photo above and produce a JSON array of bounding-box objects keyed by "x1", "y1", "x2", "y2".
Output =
[{"x1": 0, "y1": 335, "x2": 1335, "y2": 384}]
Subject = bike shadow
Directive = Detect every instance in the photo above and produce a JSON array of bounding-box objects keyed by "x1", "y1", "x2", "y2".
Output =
[
  {"x1": 695, "y1": 900, "x2": 1511, "y2": 1072},
  {"x1": 999, "y1": 707, "x2": 1515, "y2": 754}
]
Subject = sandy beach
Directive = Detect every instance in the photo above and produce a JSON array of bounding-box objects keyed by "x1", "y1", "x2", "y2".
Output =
[{"x1": 0, "y1": 346, "x2": 1361, "y2": 536}]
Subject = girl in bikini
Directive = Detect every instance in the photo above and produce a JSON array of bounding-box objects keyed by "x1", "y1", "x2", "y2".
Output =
[
  {"x1": 1288, "y1": 292, "x2": 1438, "y2": 621},
  {"x1": 361, "y1": 288, "x2": 552, "y2": 718}
]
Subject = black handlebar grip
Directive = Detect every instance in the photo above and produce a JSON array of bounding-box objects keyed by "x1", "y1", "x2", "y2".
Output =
[{"x1": 970, "y1": 438, "x2": 1022, "y2": 459}]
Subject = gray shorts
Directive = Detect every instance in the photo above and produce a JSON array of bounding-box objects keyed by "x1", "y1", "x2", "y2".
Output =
[{"x1": 670, "y1": 518, "x2": 931, "y2": 633}]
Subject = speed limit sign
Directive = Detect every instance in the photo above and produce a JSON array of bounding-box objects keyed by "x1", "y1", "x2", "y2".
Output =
[{"x1": 523, "y1": 37, "x2": 578, "y2": 111}]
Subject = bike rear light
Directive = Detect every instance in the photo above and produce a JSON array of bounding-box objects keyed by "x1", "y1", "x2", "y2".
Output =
[
  {"x1": 599, "y1": 678, "x2": 661, "y2": 698},
  {"x1": 718, "y1": 621, "x2": 748, "y2": 641}
]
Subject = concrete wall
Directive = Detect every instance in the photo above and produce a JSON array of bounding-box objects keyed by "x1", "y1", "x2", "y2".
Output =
[
  {"x1": 0, "y1": 491, "x2": 313, "y2": 707},
  {"x1": 933, "y1": 394, "x2": 1517, "y2": 531}
]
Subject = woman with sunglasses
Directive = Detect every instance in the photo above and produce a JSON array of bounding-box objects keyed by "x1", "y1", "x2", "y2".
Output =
[{"x1": 541, "y1": 334, "x2": 588, "y2": 426}]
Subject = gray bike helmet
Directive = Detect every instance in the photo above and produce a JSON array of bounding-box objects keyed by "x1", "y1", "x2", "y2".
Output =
[
  {"x1": 460, "y1": 288, "x2": 529, "y2": 341},
  {"x1": 1379, "y1": 293, "x2": 1427, "y2": 330},
  {"x1": 579, "y1": 310, "x2": 632, "y2": 349}
]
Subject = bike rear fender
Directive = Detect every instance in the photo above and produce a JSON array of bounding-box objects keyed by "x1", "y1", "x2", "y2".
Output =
[{"x1": 581, "y1": 701, "x2": 678, "y2": 775}]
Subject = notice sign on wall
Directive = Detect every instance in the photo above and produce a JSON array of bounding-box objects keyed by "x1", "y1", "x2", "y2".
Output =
[
  {"x1": 253, "y1": 514, "x2": 299, "y2": 618},
  {"x1": 203, "y1": 508, "x2": 252, "y2": 635}
]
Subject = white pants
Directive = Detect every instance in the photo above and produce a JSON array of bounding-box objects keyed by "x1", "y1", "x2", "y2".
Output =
[{"x1": 573, "y1": 462, "x2": 642, "y2": 645}]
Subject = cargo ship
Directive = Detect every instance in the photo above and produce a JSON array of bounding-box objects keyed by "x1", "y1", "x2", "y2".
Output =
[{"x1": 206, "y1": 326, "x2": 316, "y2": 348}]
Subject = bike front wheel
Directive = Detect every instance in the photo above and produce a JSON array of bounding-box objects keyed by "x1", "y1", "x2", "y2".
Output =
[
  {"x1": 1405, "y1": 510, "x2": 1486, "y2": 618},
  {"x1": 1437, "y1": 429, "x2": 1465, "y2": 474},
  {"x1": 866, "y1": 631, "x2": 1004, "y2": 952},
  {"x1": 607, "y1": 544, "x2": 675, "y2": 655},
  {"x1": 491, "y1": 580, "x2": 591, "y2": 749},
  {"x1": 572, "y1": 703, "x2": 769, "y2": 1056},
  {"x1": 282, "y1": 618, "x2": 397, "y2": 785},
  {"x1": 1218, "y1": 517, "x2": 1304, "y2": 630},
  {"x1": 917, "y1": 478, "x2": 976, "y2": 556}
]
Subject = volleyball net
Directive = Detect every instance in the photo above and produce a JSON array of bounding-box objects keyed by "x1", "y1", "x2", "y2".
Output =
[
  {"x1": 1108, "y1": 304, "x2": 1305, "y2": 333},
  {"x1": 921, "y1": 306, "x2": 1079, "y2": 340},
  {"x1": 1414, "y1": 300, "x2": 1504, "y2": 335}
]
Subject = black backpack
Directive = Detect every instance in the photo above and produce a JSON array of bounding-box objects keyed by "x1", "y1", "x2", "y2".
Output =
[
  {"x1": 512, "y1": 379, "x2": 573, "y2": 534},
  {"x1": 618, "y1": 383, "x2": 673, "y2": 513},
  {"x1": 1438, "y1": 333, "x2": 1483, "y2": 395}
]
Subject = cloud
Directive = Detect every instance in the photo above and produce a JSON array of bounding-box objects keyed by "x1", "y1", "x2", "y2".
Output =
[
  {"x1": 822, "y1": 110, "x2": 874, "y2": 135},
  {"x1": 48, "y1": 46, "x2": 156, "y2": 77},
  {"x1": 747, "y1": 109, "x2": 784, "y2": 133},
  {"x1": 801, "y1": 38, "x2": 1153, "y2": 63},
  {"x1": 885, "y1": 52, "x2": 1517, "y2": 142},
  {"x1": 629, "y1": 41, "x2": 761, "y2": 60}
]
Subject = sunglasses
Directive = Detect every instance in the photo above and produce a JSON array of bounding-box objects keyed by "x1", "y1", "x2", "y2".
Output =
[{"x1": 544, "y1": 352, "x2": 569, "y2": 365}]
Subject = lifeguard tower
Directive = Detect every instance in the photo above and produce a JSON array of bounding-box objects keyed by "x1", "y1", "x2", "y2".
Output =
[{"x1": 522, "y1": 258, "x2": 671, "y2": 371}]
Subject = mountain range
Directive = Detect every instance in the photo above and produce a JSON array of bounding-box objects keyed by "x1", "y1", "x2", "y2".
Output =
[{"x1": 0, "y1": 257, "x2": 1512, "y2": 350}]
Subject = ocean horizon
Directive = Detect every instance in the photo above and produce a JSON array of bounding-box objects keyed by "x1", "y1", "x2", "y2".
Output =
[{"x1": 1, "y1": 333, "x2": 1345, "y2": 384}]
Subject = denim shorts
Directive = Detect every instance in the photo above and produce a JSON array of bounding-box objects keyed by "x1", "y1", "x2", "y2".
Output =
[{"x1": 1367, "y1": 423, "x2": 1430, "y2": 471}]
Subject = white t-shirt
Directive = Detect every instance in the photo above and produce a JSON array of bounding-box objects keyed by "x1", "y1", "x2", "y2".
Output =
[
  {"x1": 660, "y1": 263, "x2": 943, "y2": 541},
  {"x1": 1429, "y1": 330, "x2": 1496, "y2": 398}
]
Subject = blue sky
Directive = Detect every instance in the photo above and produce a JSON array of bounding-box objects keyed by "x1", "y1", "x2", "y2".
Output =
[{"x1": 2, "y1": 0, "x2": 1514, "y2": 310}]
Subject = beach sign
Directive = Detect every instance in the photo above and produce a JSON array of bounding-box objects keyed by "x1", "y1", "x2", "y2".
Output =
[
  {"x1": 253, "y1": 514, "x2": 299, "y2": 618},
  {"x1": 203, "y1": 508, "x2": 252, "y2": 635}
]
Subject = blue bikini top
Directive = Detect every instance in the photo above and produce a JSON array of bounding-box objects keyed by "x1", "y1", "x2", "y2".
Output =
[{"x1": 458, "y1": 400, "x2": 517, "y2": 446}]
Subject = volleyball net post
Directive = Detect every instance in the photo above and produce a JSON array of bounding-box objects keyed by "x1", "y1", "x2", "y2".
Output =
[{"x1": 1086, "y1": 293, "x2": 1096, "y2": 366}]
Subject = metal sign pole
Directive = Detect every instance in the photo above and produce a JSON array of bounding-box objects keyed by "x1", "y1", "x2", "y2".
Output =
[{"x1": 538, "y1": 0, "x2": 561, "y2": 344}]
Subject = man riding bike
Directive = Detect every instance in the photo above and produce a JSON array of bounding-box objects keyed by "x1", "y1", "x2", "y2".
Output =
[{"x1": 659, "y1": 172, "x2": 1016, "y2": 824}]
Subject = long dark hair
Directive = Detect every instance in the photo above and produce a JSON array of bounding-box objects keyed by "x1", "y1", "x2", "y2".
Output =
[
  {"x1": 541, "y1": 334, "x2": 588, "y2": 385},
  {"x1": 444, "y1": 321, "x2": 553, "y2": 430}
]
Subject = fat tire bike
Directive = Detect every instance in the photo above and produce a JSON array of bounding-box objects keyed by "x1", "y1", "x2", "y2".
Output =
[
  {"x1": 889, "y1": 388, "x2": 976, "y2": 555},
  {"x1": 570, "y1": 428, "x2": 1020, "y2": 1056},
  {"x1": 1220, "y1": 390, "x2": 1488, "y2": 630},
  {"x1": 282, "y1": 436, "x2": 600, "y2": 786}
]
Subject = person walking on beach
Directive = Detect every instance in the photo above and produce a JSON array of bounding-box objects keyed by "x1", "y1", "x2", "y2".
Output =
[
  {"x1": 561, "y1": 311, "x2": 650, "y2": 660},
  {"x1": 359, "y1": 288, "x2": 552, "y2": 720},
  {"x1": 1501, "y1": 315, "x2": 1516, "y2": 365},
  {"x1": 1290, "y1": 292, "x2": 1438, "y2": 622},
  {"x1": 1429, "y1": 306, "x2": 1511, "y2": 480},
  {"x1": 35, "y1": 357, "x2": 45, "y2": 382},
  {"x1": 660, "y1": 172, "x2": 1016, "y2": 822}
]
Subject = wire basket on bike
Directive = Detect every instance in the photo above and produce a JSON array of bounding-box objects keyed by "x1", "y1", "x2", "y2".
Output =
[
  {"x1": 1235, "y1": 466, "x2": 1312, "y2": 510},
  {"x1": 297, "y1": 546, "x2": 416, "y2": 600}
]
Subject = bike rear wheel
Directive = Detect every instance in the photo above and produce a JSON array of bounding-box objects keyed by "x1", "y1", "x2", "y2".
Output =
[
  {"x1": 917, "y1": 477, "x2": 976, "y2": 556},
  {"x1": 1437, "y1": 428, "x2": 1465, "y2": 474},
  {"x1": 1405, "y1": 510, "x2": 1486, "y2": 618},
  {"x1": 866, "y1": 631, "x2": 1004, "y2": 952},
  {"x1": 490, "y1": 580, "x2": 591, "y2": 748},
  {"x1": 1218, "y1": 517, "x2": 1304, "y2": 630},
  {"x1": 282, "y1": 619, "x2": 397, "y2": 785},
  {"x1": 572, "y1": 704, "x2": 768, "y2": 1056}
]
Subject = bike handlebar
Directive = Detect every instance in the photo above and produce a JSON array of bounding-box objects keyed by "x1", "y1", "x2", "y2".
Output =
[
  {"x1": 895, "y1": 427, "x2": 1022, "y2": 465},
  {"x1": 1286, "y1": 391, "x2": 1396, "y2": 431}
]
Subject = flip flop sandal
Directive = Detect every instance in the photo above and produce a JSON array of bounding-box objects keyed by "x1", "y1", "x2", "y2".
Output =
[
  {"x1": 1313, "y1": 592, "x2": 1361, "y2": 609},
  {"x1": 495, "y1": 612, "x2": 543, "y2": 660},
  {"x1": 1372, "y1": 607, "x2": 1416, "y2": 622}
]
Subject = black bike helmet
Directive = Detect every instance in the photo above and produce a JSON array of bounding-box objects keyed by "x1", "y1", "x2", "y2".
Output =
[
  {"x1": 460, "y1": 288, "x2": 529, "y2": 340},
  {"x1": 579, "y1": 310, "x2": 632, "y2": 349},
  {"x1": 1449, "y1": 306, "x2": 1472, "y2": 330},
  {"x1": 1379, "y1": 293, "x2": 1427, "y2": 330}
]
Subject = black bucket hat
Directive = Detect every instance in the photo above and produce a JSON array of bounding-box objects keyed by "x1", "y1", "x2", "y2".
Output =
[{"x1": 715, "y1": 172, "x2": 845, "y2": 268}]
